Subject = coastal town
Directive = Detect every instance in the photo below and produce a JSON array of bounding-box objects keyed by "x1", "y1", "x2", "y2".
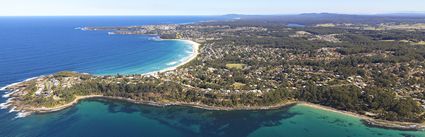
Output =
[{"x1": 3, "y1": 15, "x2": 425, "y2": 130}]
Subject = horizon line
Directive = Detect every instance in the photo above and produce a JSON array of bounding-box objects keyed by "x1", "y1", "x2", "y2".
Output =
[{"x1": 1, "y1": 12, "x2": 425, "y2": 17}]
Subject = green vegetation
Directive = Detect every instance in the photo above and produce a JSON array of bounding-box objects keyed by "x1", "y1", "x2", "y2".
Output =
[
  {"x1": 297, "y1": 83, "x2": 424, "y2": 122},
  {"x1": 231, "y1": 82, "x2": 246, "y2": 90},
  {"x1": 9, "y1": 15, "x2": 425, "y2": 124},
  {"x1": 55, "y1": 71, "x2": 81, "y2": 77},
  {"x1": 413, "y1": 41, "x2": 425, "y2": 45}
]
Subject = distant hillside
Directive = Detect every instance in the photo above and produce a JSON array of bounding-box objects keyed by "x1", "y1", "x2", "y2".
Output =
[
  {"x1": 219, "y1": 13, "x2": 425, "y2": 25},
  {"x1": 377, "y1": 12, "x2": 425, "y2": 17}
]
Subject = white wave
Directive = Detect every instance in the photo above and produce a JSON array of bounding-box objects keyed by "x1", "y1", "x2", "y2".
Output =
[
  {"x1": 166, "y1": 61, "x2": 179, "y2": 66},
  {"x1": 0, "y1": 85, "x2": 9, "y2": 91},
  {"x1": 0, "y1": 76, "x2": 38, "y2": 91},
  {"x1": 0, "y1": 102, "x2": 10, "y2": 109},
  {"x1": 2, "y1": 92, "x2": 13, "y2": 98},
  {"x1": 15, "y1": 112, "x2": 31, "y2": 118},
  {"x1": 185, "y1": 50, "x2": 194, "y2": 54},
  {"x1": 179, "y1": 54, "x2": 192, "y2": 62},
  {"x1": 148, "y1": 36, "x2": 162, "y2": 41},
  {"x1": 0, "y1": 98, "x2": 31, "y2": 118},
  {"x1": 8, "y1": 106, "x2": 17, "y2": 113},
  {"x1": 0, "y1": 77, "x2": 40, "y2": 118},
  {"x1": 0, "y1": 98, "x2": 12, "y2": 109}
]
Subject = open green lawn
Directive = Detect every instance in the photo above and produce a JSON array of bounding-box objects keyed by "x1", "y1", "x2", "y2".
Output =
[
  {"x1": 231, "y1": 82, "x2": 246, "y2": 90},
  {"x1": 226, "y1": 63, "x2": 246, "y2": 70}
]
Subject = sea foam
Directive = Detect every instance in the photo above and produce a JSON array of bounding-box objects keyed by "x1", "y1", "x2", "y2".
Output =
[
  {"x1": 8, "y1": 106, "x2": 17, "y2": 113},
  {"x1": 149, "y1": 36, "x2": 162, "y2": 41},
  {"x1": 2, "y1": 77, "x2": 39, "y2": 98},
  {"x1": 15, "y1": 112, "x2": 31, "y2": 118},
  {"x1": 1, "y1": 76, "x2": 38, "y2": 92},
  {"x1": 2, "y1": 91, "x2": 14, "y2": 98},
  {"x1": 0, "y1": 98, "x2": 13, "y2": 109},
  {"x1": 0, "y1": 103, "x2": 10, "y2": 109},
  {"x1": 166, "y1": 61, "x2": 179, "y2": 66},
  {"x1": 0, "y1": 98, "x2": 31, "y2": 118}
]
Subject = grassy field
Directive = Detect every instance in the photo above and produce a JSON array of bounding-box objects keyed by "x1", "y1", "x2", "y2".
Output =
[
  {"x1": 232, "y1": 82, "x2": 246, "y2": 90},
  {"x1": 226, "y1": 63, "x2": 246, "y2": 70},
  {"x1": 414, "y1": 41, "x2": 425, "y2": 45},
  {"x1": 315, "y1": 23, "x2": 336, "y2": 27}
]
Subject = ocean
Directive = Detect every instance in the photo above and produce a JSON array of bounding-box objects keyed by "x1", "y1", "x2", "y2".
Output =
[{"x1": 0, "y1": 16, "x2": 424, "y2": 137}]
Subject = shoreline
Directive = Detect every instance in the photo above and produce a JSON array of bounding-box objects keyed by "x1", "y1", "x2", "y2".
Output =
[
  {"x1": 0, "y1": 38, "x2": 423, "y2": 131},
  {"x1": 11, "y1": 94, "x2": 425, "y2": 131},
  {"x1": 298, "y1": 102, "x2": 373, "y2": 121},
  {"x1": 25, "y1": 95, "x2": 298, "y2": 113},
  {"x1": 297, "y1": 102, "x2": 425, "y2": 131},
  {"x1": 0, "y1": 76, "x2": 39, "y2": 91},
  {"x1": 143, "y1": 39, "x2": 200, "y2": 76},
  {"x1": 1, "y1": 77, "x2": 40, "y2": 99},
  {"x1": 29, "y1": 95, "x2": 104, "y2": 113},
  {"x1": 0, "y1": 38, "x2": 200, "y2": 114}
]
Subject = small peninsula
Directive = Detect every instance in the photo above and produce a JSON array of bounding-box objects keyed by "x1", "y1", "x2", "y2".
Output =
[{"x1": 3, "y1": 14, "x2": 425, "y2": 131}]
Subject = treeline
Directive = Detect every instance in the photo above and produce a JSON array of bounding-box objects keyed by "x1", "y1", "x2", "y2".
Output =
[
  {"x1": 208, "y1": 23, "x2": 425, "y2": 63},
  {"x1": 55, "y1": 78, "x2": 294, "y2": 107},
  {"x1": 207, "y1": 13, "x2": 425, "y2": 26},
  {"x1": 31, "y1": 76, "x2": 424, "y2": 122},
  {"x1": 20, "y1": 19, "x2": 425, "y2": 124},
  {"x1": 296, "y1": 82, "x2": 424, "y2": 122}
]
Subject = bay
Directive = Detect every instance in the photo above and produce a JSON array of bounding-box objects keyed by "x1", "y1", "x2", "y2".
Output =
[{"x1": 0, "y1": 16, "x2": 424, "y2": 137}]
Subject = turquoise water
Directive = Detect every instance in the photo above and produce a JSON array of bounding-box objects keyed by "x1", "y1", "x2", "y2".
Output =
[
  {"x1": 0, "y1": 99, "x2": 423, "y2": 137},
  {"x1": 0, "y1": 17, "x2": 424, "y2": 137}
]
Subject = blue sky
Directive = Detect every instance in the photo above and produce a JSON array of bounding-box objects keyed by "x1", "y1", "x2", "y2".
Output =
[{"x1": 1, "y1": 0, "x2": 424, "y2": 16}]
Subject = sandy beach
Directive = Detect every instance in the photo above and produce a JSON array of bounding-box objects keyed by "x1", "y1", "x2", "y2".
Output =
[
  {"x1": 297, "y1": 102, "x2": 425, "y2": 130},
  {"x1": 0, "y1": 38, "x2": 201, "y2": 115},
  {"x1": 28, "y1": 95, "x2": 104, "y2": 113},
  {"x1": 5, "y1": 91, "x2": 425, "y2": 130},
  {"x1": 1, "y1": 37, "x2": 423, "y2": 130},
  {"x1": 297, "y1": 102, "x2": 373, "y2": 120},
  {"x1": 143, "y1": 39, "x2": 200, "y2": 76}
]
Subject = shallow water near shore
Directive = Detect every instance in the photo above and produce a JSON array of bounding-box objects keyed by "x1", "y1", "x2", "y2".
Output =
[
  {"x1": 0, "y1": 98, "x2": 424, "y2": 137},
  {"x1": 0, "y1": 16, "x2": 425, "y2": 137}
]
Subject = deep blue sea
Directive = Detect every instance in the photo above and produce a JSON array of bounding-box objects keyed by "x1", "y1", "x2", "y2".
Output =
[{"x1": 0, "y1": 17, "x2": 424, "y2": 137}]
